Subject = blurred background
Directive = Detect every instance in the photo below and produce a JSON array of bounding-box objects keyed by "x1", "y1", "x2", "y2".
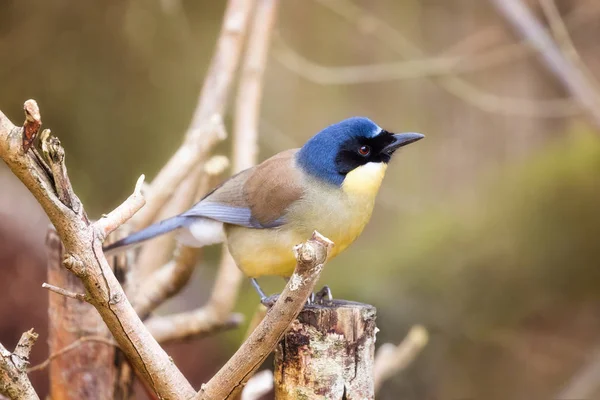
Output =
[{"x1": 2, "y1": 0, "x2": 600, "y2": 399}]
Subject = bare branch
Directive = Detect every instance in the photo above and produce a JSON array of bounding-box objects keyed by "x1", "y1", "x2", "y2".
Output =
[
  {"x1": 134, "y1": 155, "x2": 229, "y2": 280},
  {"x1": 0, "y1": 103, "x2": 196, "y2": 399},
  {"x1": 312, "y1": 0, "x2": 584, "y2": 118},
  {"x1": 195, "y1": 232, "x2": 334, "y2": 400},
  {"x1": 94, "y1": 174, "x2": 146, "y2": 240},
  {"x1": 42, "y1": 282, "x2": 88, "y2": 302},
  {"x1": 132, "y1": 0, "x2": 257, "y2": 229},
  {"x1": 134, "y1": 166, "x2": 204, "y2": 277},
  {"x1": 234, "y1": 0, "x2": 279, "y2": 170},
  {"x1": 144, "y1": 0, "x2": 280, "y2": 345},
  {"x1": 490, "y1": 0, "x2": 600, "y2": 127},
  {"x1": 134, "y1": 246, "x2": 198, "y2": 318},
  {"x1": 538, "y1": 0, "x2": 600, "y2": 93},
  {"x1": 28, "y1": 336, "x2": 117, "y2": 373},
  {"x1": 373, "y1": 325, "x2": 429, "y2": 392},
  {"x1": 133, "y1": 156, "x2": 230, "y2": 316},
  {"x1": 146, "y1": 311, "x2": 244, "y2": 343},
  {"x1": 0, "y1": 330, "x2": 39, "y2": 400}
]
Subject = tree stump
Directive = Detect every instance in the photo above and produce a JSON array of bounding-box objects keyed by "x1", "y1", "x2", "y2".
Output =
[{"x1": 274, "y1": 300, "x2": 377, "y2": 400}]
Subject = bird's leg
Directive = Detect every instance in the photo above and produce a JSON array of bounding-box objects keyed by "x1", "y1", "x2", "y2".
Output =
[
  {"x1": 250, "y1": 278, "x2": 268, "y2": 303},
  {"x1": 313, "y1": 285, "x2": 333, "y2": 304}
]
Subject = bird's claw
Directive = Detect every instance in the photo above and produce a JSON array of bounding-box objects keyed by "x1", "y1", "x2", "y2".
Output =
[{"x1": 310, "y1": 285, "x2": 333, "y2": 305}]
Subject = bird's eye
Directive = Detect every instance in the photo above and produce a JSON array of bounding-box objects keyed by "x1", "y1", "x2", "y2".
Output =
[{"x1": 358, "y1": 145, "x2": 371, "y2": 156}]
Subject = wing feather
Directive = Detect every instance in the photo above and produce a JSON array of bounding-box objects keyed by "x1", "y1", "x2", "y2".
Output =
[{"x1": 182, "y1": 149, "x2": 304, "y2": 229}]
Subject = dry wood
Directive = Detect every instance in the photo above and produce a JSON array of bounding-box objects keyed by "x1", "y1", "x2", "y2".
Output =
[
  {"x1": 274, "y1": 300, "x2": 377, "y2": 400},
  {"x1": 0, "y1": 102, "x2": 195, "y2": 399},
  {"x1": 46, "y1": 229, "x2": 116, "y2": 399},
  {"x1": 0, "y1": 330, "x2": 39, "y2": 400}
]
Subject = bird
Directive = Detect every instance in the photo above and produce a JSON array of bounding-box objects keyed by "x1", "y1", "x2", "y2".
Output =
[{"x1": 104, "y1": 117, "x2": 424, "y2": 301}]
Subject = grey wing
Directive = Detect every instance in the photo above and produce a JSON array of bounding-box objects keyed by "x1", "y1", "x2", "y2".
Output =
[{"x1": 181, "y1": 149, "x2": 304, "y2": 229}]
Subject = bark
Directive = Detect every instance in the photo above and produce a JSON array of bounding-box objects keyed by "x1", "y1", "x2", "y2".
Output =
[
  {"x1": 274, "y1": 300, "x2": 377, "y2": 400},
  {"x1": 46, "y1": 229, "x2": 116, "y2": 399}
]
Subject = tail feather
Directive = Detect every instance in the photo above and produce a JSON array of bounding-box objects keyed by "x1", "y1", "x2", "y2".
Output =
[{"x1": 103, "y1": 215, "x2": 188, "y2": 255}]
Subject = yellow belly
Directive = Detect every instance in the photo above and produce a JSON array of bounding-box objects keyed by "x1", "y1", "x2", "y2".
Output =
[
  {"x1": 226, "y1": 162, "x2": 387, "y2": 278},
  {"x1": 225, "y1": 214, "x2": 371, "y2": 277}
]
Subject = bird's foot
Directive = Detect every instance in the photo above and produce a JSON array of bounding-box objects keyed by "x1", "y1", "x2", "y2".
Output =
[
  {"x1": 250, "y1": 278, "x2": 269, "y2": 304},
  {"x1": 308, "y1": 285, "x2": 333, "y2": 305}
]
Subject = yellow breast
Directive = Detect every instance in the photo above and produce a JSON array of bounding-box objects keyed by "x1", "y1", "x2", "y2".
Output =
[{"x1": 226, "y1": 162, "x2": 388, "y2": 278}]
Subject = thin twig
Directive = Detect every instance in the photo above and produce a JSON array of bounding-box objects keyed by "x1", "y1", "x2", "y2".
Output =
[
  {"x1": 195, "y1": 232, "x2": 334, "y2": 400},
  {"x1": 311, "y1": 0, "x2": 584, "y2": 118},
  {"x1": 146, "y1": 311, "x2": 244, "y2": 344},
  {"x1": 28, "y1": 336, "x2": 117, "y2": 373},
  {"x1": 42, "y1": 283, "x2": 88, "y2": 302},
  {"x1": 538, "y1": 0, "x2": 600, "y2": 95},
  {"x1": 373, "y1": 325, "x2": 429, "y2": 392},
  {"x1": 276, "y1": 1, "x2": 600, "y2": 87},
  {"x1": 490, "y1": 0, "x2": 600, "y2": 127},
  {"x1": 95, "y1": 174, "x2": 146, "y2": 240}
]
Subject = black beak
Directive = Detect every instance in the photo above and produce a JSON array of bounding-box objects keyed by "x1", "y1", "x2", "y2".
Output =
[{"x1": 382, "y1": 132, "x2": 424, "y2": 155}]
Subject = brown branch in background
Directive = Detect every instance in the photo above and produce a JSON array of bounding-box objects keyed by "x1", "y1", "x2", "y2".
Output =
[
  {"x1": 135, "y1": 246, "x2": 199, "y2": 318},
  {"x1": 146, "y1": 310, "x2": 244, "y2": 344},
  {"x1": 308, "y1": 0, "x2": 600, "y2": 118},
  {"x1": 143, "y1": 252, "x2": 242, "y2": 343},
  {"x1": 134, "y1": 166, "x2": 205, "y2": 277},
  {"x1": 134, "y1": 155, "x2": 229, "y2": 283},
  {"x1": 556, "y1": 345, "x2": 600, "y2": 400},
  {"x1": 0, "y1": 103, "x2": 196, "y2": 399},
  {"x1": 276, "y1": 2, "x2": 600, "y2": 87},
  {"x1": 210, "y1": 0, "x2": 279, "y2": 325},
  {"x1": 132, "y1": 0, "x2": 257, "y2": 231},
  {"x1": 243, "y1": 304, "x2": 268, "y2": 341},
  {"x1": 490, "y1": 0, "x2": 600, "y2": 128},
  {"x1": 144, "y1": 0, "x2": 279, "y2": 344},
  {"x1": 45, "y1": 228, "x2": 116, "y2": 400},
  {"x1": 373, "y1": 325, "x2": 429, "y2": 393},
  {"x1": 538, "y1": 0, "x2": 600, "y2": 95},
  {"x1": 28, "y1": 336, "x2": 117, "y2": 373},
  {"x1": 195, "y1": 232, "x2": 334, "y2": 400},
  {"x1": 234, "y1": 0, "x2": 279, "y2": 170},
  {"x1": 0, "y1": 330, "x2": 39, "y2": 400},
  {"x1": 133, "y1": 156, "x2": 229, "y2": 317}
]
